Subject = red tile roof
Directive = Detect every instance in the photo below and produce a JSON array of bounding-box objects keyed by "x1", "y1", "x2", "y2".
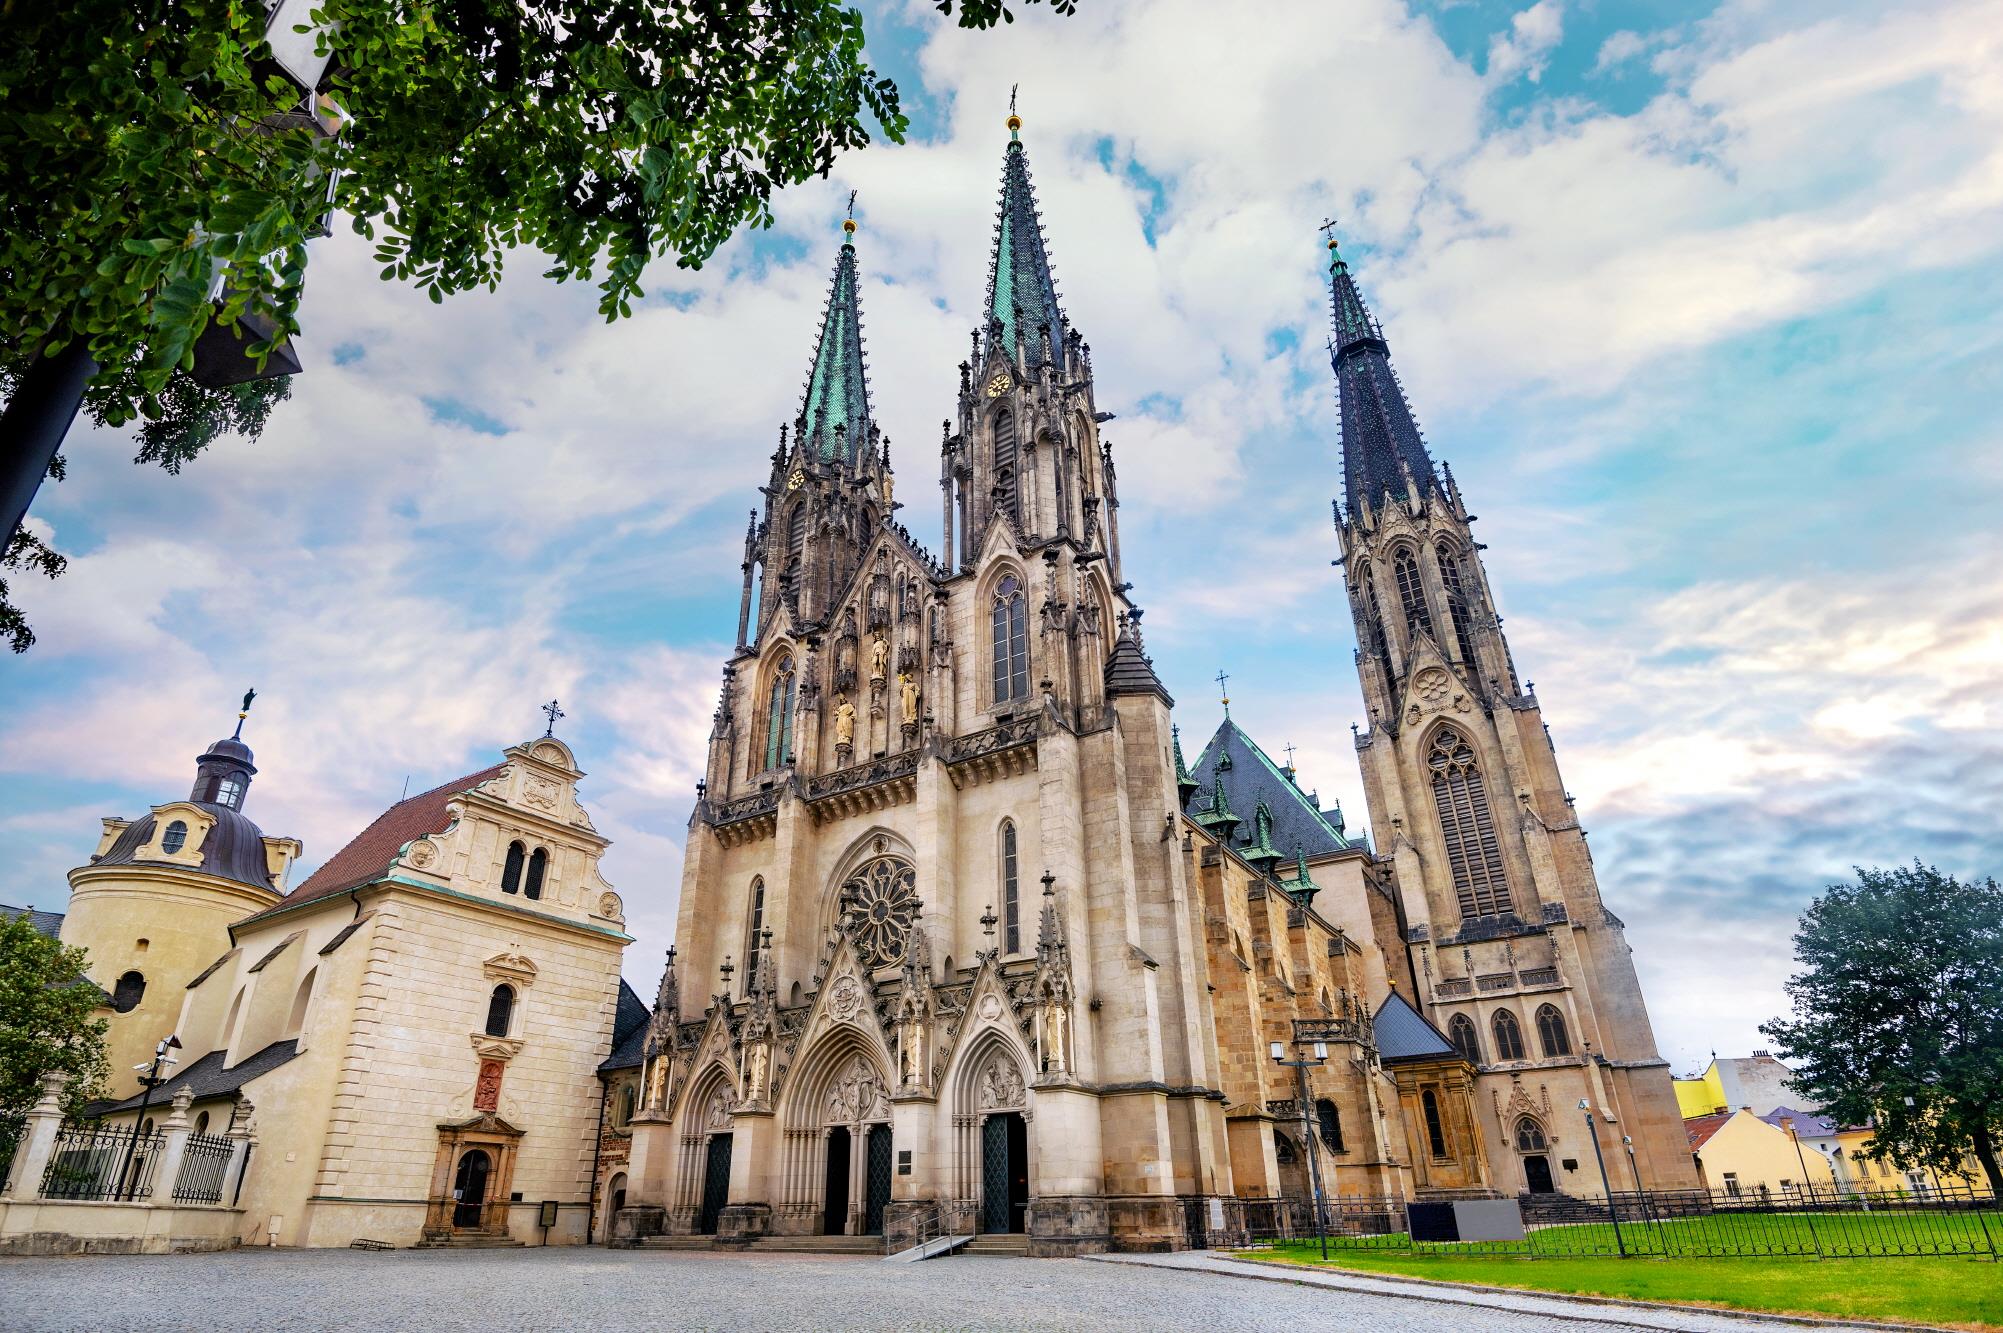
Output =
[
  {"x1": 1685, "y1": 1111, "x2": 1735, "y2": 1151},
  {"x1": 245, "y1": 765, "x2": 507, "y2": 922}
]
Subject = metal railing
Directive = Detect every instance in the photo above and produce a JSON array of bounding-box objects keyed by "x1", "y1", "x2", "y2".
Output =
[
  {"x1": 172, "y1": 1132, "x2": 237, "y2": 1204},
  {"x1": 40, "y1": 1123, "x2": 161, "y2": 1201},
  {"x1": 1241, "y1": 1184, "x2": 2000, "y2": 1261}
]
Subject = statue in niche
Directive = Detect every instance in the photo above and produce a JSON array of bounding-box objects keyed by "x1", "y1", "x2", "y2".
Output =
[
  {"x1": 834, "y1": 697, "x2": 857, "y2": 748},
  {"x1": 743, "y1": 1042, "x2": 771, "y2": 1102},
  {"x1": 1040, "y1": 999, "x2": 1071, "y2": 1075},
  {"x1": 898, "y1": 673, "x2": 919, "y2": 727},
  {"x1": 869, "y1": 636, "x2": 889, "y2": 683}
]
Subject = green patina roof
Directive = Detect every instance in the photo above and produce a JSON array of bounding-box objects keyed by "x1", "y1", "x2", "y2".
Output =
[
  {"x1": 1184, "y1": 717, "x2": 1362, "y2": 859},
  {"x1": 1246, "y1": 801, "x2": 1284, "y2": 868},
  {"x1": 799, "y1": 236, "x2": 872, "y2": 464},
  {"x1": 987, "y1": 134, "x2": 1065, "y2": 369}
]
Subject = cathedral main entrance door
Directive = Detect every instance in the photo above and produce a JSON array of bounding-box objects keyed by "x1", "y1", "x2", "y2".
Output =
[
  {"x1": 823, "y1": 1128, "x2": 851, "y2": 1234},
  {"x1": 981, "y1": 1113, "x2": 1028, "y2": 1234},
  {"x1": 864, "y1": 1125, "x2": 893, "y2": 1235},
  {"x1": 699, "y1": 1134, "x2": 733, "y2": 1235}
]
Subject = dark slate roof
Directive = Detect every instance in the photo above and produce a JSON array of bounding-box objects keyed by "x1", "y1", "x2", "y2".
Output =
[
  {"x1": 1181, "y1": 717, "x2": 1359, "y2": 863},
  {"x1": 0, "y1": 902, "x2": 65, "y2": 939},
  {"x1": 798, "y1": 233, "x2": 871, "y2": 465},
  {"x1": 89, "y1": 805, "x2": 277, "y2": 893},
  {"x1": 600, "y1": 979, "x2": 651, "y2": 1073},
  {"x1": 100, "y1": 1038, "x2": 301, "y2": 1113},
  {"x1": 987, "y1": 129, "x2": 1066, "y2": 368},
  {"x1": 1759, "y1": 1106, "x2": 1841, "y2": 1137},
  {"x1": 1103, "y1": 625, "x2": 1173, "y2": 704},
  {"x1": 1372, "y1": 991, "x2": 1458, "y2": 1063},
  {"x1": 238, "y1": 765, "x2": 506, "y2": 927},
  {"x1": 1327, "y1": 239, "x2": 1437, "y2": 516}
]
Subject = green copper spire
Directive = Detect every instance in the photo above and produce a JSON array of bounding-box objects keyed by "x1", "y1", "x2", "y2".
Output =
[
  {"x1": 1245, "y1": 800, "x2": 1284, "y2": 873},
  {"x1": 987, "y1": 112, "x2": 1065, "y2": 370},
  {"x1": 799, "y1": 218, "x2": 872, "y2": 465},
  {"x1": 1279, "y1": 846, "x2": 1320, "y2": 906},
  {"x1": 1172, "y1": 724, "x2": 1199, "y2": 806}
]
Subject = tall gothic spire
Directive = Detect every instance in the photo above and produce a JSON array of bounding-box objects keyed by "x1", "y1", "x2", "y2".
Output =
[
  {"x1": 1327, "y1": 234, "x2": 1436, "y2": 516},
  {"x1": 799, "y1": 218, "x2": 872, "y2": 465},
  {"x1": 987, "y1": 111, "x2": 1065, "y2": 369}
]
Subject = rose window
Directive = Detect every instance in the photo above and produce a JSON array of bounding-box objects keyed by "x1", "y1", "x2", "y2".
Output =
[{"x1": 840, "y1": 857, "x2": 921, "y2": 968}]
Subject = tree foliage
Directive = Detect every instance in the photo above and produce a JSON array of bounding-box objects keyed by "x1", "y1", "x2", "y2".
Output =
[
  {"x1": 1760, "y1": 862, "x2": 2003, "y2": 1194},
  {"x1": 0, "y1": 916, "x2": 111, "y2": 1141}
]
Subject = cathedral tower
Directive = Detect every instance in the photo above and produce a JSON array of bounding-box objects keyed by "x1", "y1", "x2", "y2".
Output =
[{"x1": 1327, "y1": 235, "x2": 1699, "y2": 1192}]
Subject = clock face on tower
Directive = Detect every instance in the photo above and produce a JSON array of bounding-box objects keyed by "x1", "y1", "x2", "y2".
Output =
[
  {"x1": 787, "y1": 469, "x2": 805, "y2": 491},
  {"x1": 985, "y1": 370, "x2": 1011, "y2": 398}
]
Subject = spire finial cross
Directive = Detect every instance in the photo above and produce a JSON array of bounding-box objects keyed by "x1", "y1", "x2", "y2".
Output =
[
  {"x1": 1214, "y1": 669, "x2": 1230, "y2": 717},
  {"x1": 1319, "y1": 217, "x2": 1340, "y2": 242},
  {"x1": 846, "y1": 189, "x2": 857, "y2": 220},
  {"x1": 541, "y1": 699, "x2": 565, "y2": 737},
  {"x1": 1010, "y1": 83, "x2": 1018, "y2": 115},
  {"x1": 1283, "y1": 742, "x2": 1297, "y2": 770}
]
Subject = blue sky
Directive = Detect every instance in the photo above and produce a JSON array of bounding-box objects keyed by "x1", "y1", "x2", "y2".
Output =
[{"x1": 6, "y1": 0, "x2": 2003, "y2": 1076}]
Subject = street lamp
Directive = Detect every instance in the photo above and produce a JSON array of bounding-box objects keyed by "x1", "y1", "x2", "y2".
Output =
[
  {"x1": 1578, "y1": 1098, "x2": 1625, "y2": 1258},
  {"x1": 118, "y1": 1034, "x2": 181, "y2": 1200},
  {"x1": 1271, "y1": 1036, "x2": 1330, "y2": 1261}
]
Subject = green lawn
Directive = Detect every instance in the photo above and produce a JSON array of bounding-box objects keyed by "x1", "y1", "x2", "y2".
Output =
[
  {"x1": 1321, "y1": 1208, "x2": 2003, "y2": 1259},
  {"x1": 1245, "y1": 1242, "x2": 2003, "y2": 1329}
]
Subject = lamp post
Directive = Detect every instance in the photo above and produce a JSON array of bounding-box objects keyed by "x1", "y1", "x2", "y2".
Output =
[
  {"x1": 118, "y1": 1035, "x2": 181, "y2": 1201},
  {"x1": 1271, "y1": 1035, "x2": 1330, "y2": 1260},
  {"x1": 1578, "y1": 1098, "x2": 1625, "y2": 1258}
]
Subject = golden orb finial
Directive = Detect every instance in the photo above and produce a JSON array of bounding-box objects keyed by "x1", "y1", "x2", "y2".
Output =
[
  {"x1": 1006, "y1": 113, "x2": 1022, "y2": 133},
  {"x1": 843, "y1": 217, "x2": 857, "y2": 237}
]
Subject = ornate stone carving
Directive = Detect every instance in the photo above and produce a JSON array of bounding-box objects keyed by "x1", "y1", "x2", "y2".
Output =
[
  {"x1": 523, "y1": 776, "x2": 561, "y2": 812},
  {"x1": 823, "y1": 1056, "x2": 888, "y2": 1125},
  {"x1": 474, "y1": 1059, "x2": 505, "y2": 1112},
  {"x1": 827, "y1": 975, "x2": 865, "y2": 1023},
  {"x1": 704, "y1": 1088, "x2": 731, "y2": 1132},
  {"x1": 405, "y1": 839, "x2": 438, "y2": 869},
  {"x1": 978, "y1": 1058, "x2": 1026, "y2": 1110},
  {"x1": 838, "y1": 857, "x2": 921, "y2": 969}
]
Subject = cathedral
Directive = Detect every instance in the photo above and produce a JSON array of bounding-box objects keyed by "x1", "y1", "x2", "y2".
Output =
[{"x1": 612, "y1": 112, "x2": 1699, "y2": 1256}]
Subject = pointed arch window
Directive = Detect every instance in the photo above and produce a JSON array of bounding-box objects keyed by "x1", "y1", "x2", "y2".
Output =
[
  {"x1": 786, "y1": 504, "x2": 806, "y2": 570},
  {"x1": 1447, "y1": 1013, "x2": 1482, "y2": 1065},
  {"x1": 1000, "y1": 821, "x2": 1020, "y2": 953},
  {"x1": 991, "y1": 576, "x2": 1029, "y2": 703},
  {"x1": 744, "y1": 878, "x2": 766, "y2": 995},
  {"x1": 1514, "y1": 1117, "x2": 1548, "y2": 1152},
  {"x1": 992, "y1": 410, "x2": 1020, "y2": 526},
  {"x1": 765, "y1": 655, "x2": 796, "y2": 768},
  {"x1": 1316, "y1": 1098, "x2": 1344, "y2": 1154},
  {"x1": 1426, "y1": 727, "x2": 1513, "y2": 919},
  {"x1": 501, "y1": 841, "x2": 526, "y2": 895},
  {"x1": 1421, "y1": 1088, "x2": 1449, "y2": 1158},
  {"x1": 525, "y1": 847, "x2": 547, "y2": 900},
  {"x1": 1436, "y1": 541, "x2": 1482, "y2": 673},
  {"x1": 1492, "y1": 1008, "x2": 1526, "y2": 1062},
  {"x1": 1536, "y1": 1004, "x2": 1572, "y2": 1058},
  {"x1": 1393, "y1": 548, "x2": 1435, "y2": 644},
  {"x1": 1361, "y1": 573, "x2": 1395, "y2": 681}
]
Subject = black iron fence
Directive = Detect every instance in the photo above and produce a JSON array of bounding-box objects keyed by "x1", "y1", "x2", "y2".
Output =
[
  {"x1": 40, "y1": 1123, "x2": 162, "y2": 1201},
  {"x1": 1243, "y1": 1184, "x2": 2000, "y2": 1262},
  {"x1": 172, "y1": 1132, "x2": 237, "y2": 1205}
]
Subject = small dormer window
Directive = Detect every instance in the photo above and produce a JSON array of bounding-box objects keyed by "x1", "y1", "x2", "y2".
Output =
[{"x1": 161, "y1": 820, "x2": 189, "y2": 855}]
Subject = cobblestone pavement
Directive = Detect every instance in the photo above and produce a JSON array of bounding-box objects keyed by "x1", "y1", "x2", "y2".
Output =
[{"x1": 0, "y1": 1247, "x2": 1848, "y2": 1333}]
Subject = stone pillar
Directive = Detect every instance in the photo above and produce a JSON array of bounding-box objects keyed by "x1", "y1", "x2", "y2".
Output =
[
  {"x1": 614, "y1": 1111, "x2": 675, "y2": 1242},
  {"x1": 716, "y1": 1108, "x2": 778, "y2": 1246},
  {"x1": 223, "y1": 1097, "x2": 256, "y2": 1211},
  {"x1": 1, "y1": 1072, "x2": 66, "y2": 1199},
  {"x1": 153, "y1": 1087, "x2": 196, "y2": 1203}
]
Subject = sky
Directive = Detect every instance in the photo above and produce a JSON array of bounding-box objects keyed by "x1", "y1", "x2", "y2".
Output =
[{"x1": 5, "y1": 0, "x2": 2003, "y2": 1078}]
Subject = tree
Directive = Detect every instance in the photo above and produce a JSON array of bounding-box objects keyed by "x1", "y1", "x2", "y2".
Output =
[
  {"x1": 1760, "y1": 862, "x2": 2003, "y2": 1194},
  {"x1": 1, "y1": 0, "x2": 1071, "y2": 647},
  {"x1": 0, "y1": 916, "x2": 111, "y2": 1147}
]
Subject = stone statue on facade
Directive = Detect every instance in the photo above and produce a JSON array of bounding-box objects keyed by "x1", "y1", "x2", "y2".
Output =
[
  {"x1": 870, "y1": 636, "x2": 889, "y2": 683},
  {"x1": 834, "y1": 697, "x2": 856, "y2": 750}
]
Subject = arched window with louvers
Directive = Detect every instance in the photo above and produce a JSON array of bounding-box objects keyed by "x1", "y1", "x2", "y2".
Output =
[
  {"x1": 1435, "y1": 540, "x2": 1483, "y2": 674},
  {"x1": 1425, "y1": 726, "x2": 1513, "y2": 919},
  {"x1": 764, "y1": 655, "x2": 796, "y2": 769},
  {"x1": 992, "y1": 410, "x2": 1020, "y2": 527},
  {"x1": 1536, "y1": 1004, "x2": 1572, "y2": 1058},
  {"x1": 1392, "y1": 546, "x2": 1435, "y2": 645},
  {"x1": 991, "y1": 575, "x2": 1029, "y2": 704}
]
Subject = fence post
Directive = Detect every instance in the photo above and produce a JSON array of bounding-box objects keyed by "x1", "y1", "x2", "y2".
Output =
[
  {"x1": 2, "y1": 1073, "x2": 68, "y2": 1200},
  {"x1": 154, "y1": 1088, "x2": 196, "y2": 1204}
]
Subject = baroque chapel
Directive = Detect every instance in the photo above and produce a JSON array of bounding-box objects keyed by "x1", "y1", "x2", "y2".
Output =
[{"x1": 614, "y1": 113, "x2": 1698, "y2": 1256}]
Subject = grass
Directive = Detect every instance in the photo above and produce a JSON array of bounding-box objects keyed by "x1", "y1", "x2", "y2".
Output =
[
  {"x1": 1347, "y1": 1208, "x2": 2003, "y2": 1259},
  {"x1": 1246, "y1": 1240, "x2": 2003, "y2": 1329}
]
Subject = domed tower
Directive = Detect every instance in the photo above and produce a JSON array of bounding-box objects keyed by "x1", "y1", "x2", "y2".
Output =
[{"x1": 61, "y1": 693, "x2": 303, "y2": 1096}]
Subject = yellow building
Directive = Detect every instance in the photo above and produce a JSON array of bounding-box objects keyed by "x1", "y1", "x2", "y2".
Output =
[
  {"x1": 1686, "y1": 1109, "x2": 1834, "y2": 1198},
  {"x1": 1672, "y1": 1052, "x2": 1800, "y2": 1120}
]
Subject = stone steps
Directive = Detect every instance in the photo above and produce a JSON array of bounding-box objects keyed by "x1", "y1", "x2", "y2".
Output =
[
  {"x1": 413, "y1": 1231, "x2": 525, "y2": 1249},
  {"x1": 959, "y1": 1234, "x2": 1031, "y2": 1256},
  {"x1": 752, "y1": 1235, "x2": 884, "y2": 1255}
]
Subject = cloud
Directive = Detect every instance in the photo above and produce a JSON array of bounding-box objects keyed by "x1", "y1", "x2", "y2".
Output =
[{"x1": 1487, "y1": 1, "x2": 1566, "y2": 85}]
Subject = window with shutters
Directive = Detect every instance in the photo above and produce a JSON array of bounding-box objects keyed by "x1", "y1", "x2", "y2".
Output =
[
  {"x1": 765, "y1": 656, "x2": 796, "y2": 769},
  {"x1": 1436, "y1": 541, "x2": 1482, "y2": 673},
  {"x1": 1492, "y1": 1009, "x2": 1527, "y2": 1062},
  {"x1": 1448, "y1": 1013, "x2": 1482, "y2": 1064},
  {"x1": 993, "y1": 411, "x2": 1019, "y2": 527},
  {"x1": 1393, "y1": 548, "x2": 1434, "y2": 643},
  {"x1": 1536, "y1": 1004, "x2": 1572, "y2": 1057},
  {"x1": 1426, "y1": 726, "x2": 1513, "y2": 918},
  {"x1": 991, "y1": 575, "x2": 1029, "y2": 703}
]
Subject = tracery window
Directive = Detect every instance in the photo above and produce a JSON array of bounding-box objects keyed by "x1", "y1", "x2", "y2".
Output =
[
  {"x1": 1000, "y1": 822, "x2": 1021, "y2": 953},
  {"x1": 1514, "y1": 1117, "x2": 1547, "y2": 1152},
  {"x1": 1492, "y1": 1008, "x2": 1526, "y2": 1062},
  {"x1": 1427, "y1": 727, "x2": 1513, "y2": 919},
  {"x1": 993, "y1": 410, "x2": 1019, "y2": 526},
  {"x1": 1421, "y1": 1088, "x2": 1448, "y2": 1158},
  {"x1": 838, "y1": 856, "x2": 921, "y2": 969},
  {"x1": 1316, "y1": 1098, "x2": 1344, "y2": 1154},
  {"x1": 744, "y1": 878, "x2": 766, "y2": 994},
  {"x1": 485, "y1": 984, "x2": 515, "y2": 1038},
  {"x1": 1362, "y1": 574, "x2": 1395, "y2": 681},
  {"x1": 524, "y1": 847, "x2": 547, "y2": 900},
  {"x1": 501, "y1": 841, "x2": 525, "y2": 895},
  {"x1": 1536, "y1": 1004, "x2": 1572, "y2": 1058},
  {"x1": 991, "y1": 575, "x2": 1029, "y2": 704},
  {"x1": 1393, "y1": 548, "x2": 1435, "y2": 644},
  {"x1": 1447, "y1": 1013, "x2": 1482, "y2": 1065},
  {"x1": 765, "y1": 655, "x2": 796, "y2": 769},
  {"x1": 160, "y1": 820, "x2": 189, "y2": 855},
  {"x1": 1436, "y1": 540, "x2": 1482, "y2": 673}
]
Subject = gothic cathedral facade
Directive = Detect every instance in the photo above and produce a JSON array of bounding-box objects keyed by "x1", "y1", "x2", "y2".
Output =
[{"x1": 616, "y1": 117, "x2": 1696, "y2": 1255}]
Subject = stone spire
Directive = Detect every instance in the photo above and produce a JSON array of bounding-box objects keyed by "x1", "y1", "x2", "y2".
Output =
[
  {"x1": 799, "y1": 218, "x2": 872, "y2": 466},
  {"x1": 1326, "y1": 233, "x2": 1435, "y2": 517},
  {"x1": 986, "y1": 110, "x2": 1066, "y2": 371}
]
